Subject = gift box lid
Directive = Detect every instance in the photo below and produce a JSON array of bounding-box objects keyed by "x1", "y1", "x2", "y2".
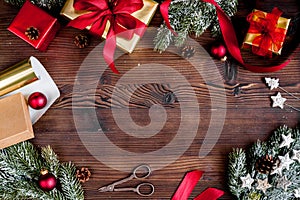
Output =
[
  {"x1": 7, "y1": 1, "x2": 60, "y2": 51},
  {"x1": 0, "y1": 93, "x2": 34, "y2": 149}
]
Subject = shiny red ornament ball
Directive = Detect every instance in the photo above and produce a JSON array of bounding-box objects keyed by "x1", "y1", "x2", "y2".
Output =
[
  {"x1": 38, "y1": 172, "x2": 57, "y2": 191},
  {"x1": 28, "y1": 92, "x2": 47, "y2": 110},
  {"x1": 210, "y1": 43, "x2": 227, "y2": 59}
]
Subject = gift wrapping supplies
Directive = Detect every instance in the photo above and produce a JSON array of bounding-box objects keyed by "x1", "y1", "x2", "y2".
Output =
[{"x1": 0, "y1": 57, "x2": 60, "y2": 149}]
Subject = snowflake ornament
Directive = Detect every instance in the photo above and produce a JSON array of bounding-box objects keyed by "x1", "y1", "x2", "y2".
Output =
[
  {"x1": 270, "y1": 160, "x2": 284, "y2": 176},
  {"x1": 294, "y1": 188, "x2": 300, "y2": 198},
  {"x1": 256, "y1": 178, "x2": 272, "y2": 194},
  {"x1": 265, "y1": 77, "x2": 279, "y2": 90},
  {"x1": 279, "y1": 133, "x2": 295, "y2": 148},
  {"x1": 240, "y1": 173, "x2": 254, "y2": 190},
  {"x1": 278, "y1": 153, "x2": 294, "y2": 171},
  {"x1": 276, "y1": 176, "x2": 291, "y2": 191},
  {"x1": 292, "y1": 149, "x2": 300, "y2": 163},
  {"x1": 271, "y1": 92, "x2": 286, "y2": 109}
]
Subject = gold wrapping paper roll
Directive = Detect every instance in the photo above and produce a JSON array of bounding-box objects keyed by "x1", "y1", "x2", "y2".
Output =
[
  {"x1": 60, "y1": 0, "x2": 158, "y2": 53},
  {"x1": 0, "y1": 58, "x2": 38, "y2": 96}
]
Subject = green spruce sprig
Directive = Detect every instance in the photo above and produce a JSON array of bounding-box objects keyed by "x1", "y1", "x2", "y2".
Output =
[
  {"x1": 0, "y1": 141, "x2": 84, "y2": 200},
  {"x1": 154, "y1": 0, "x2": 238, "y2": 52}
]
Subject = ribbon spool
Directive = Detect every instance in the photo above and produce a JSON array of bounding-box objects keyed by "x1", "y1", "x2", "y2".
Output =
[{"x1": 0, "y1": 59, "x2": 38, "y2": 96}]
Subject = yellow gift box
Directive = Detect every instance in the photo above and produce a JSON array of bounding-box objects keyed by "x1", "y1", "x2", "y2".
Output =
[
  {"x1": 242, "y1": 9, "x2": 290, "y2": 55},
  {"x1": 61, "y1": 0, "x2": 158, "y2": 53}
]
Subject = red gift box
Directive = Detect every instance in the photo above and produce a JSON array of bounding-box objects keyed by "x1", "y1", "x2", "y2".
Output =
[{"x1": 8, "y1": 1, "x2": 60, "y2": 51}]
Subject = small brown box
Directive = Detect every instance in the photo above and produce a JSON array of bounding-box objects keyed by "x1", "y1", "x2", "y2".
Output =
[{"x1": 0, "y1": 93, "x2": 34, "y2": 149}]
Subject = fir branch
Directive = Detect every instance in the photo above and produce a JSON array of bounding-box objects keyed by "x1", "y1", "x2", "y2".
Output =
[
  {"x1": 41, "y1": 145, "x2": 60, "y2": 177},
  {"x1": 154, "y1": 0, "x2": 238, "y2": 52},
  {"x1": 59, "y1": 162, "x2": 84, "y2": 200},
  {"x1": 0, "y1": 142, "x2": 42, "y2": 180},
  {"x1": 4, "y1": 0, "x2": 66, "y2": 12},
  {"x1": 228, "y1": 148, "x2": 247, "y2": 198},
  {"x1": 247, "y1": 140, "x2": 268, "y2": 176},
  {"x1": 153, "y1": 25, "x2": 173, "y2": 53}
]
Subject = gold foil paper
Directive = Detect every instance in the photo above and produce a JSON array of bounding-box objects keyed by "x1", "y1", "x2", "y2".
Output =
[
  {"x1": 60, "y1": 0, "x2": 158, "y2": 53},
  {"x1": 242, "y1": 9, "x2": 290, "y2": 55},
  {"x1": 0, "y1": 59, "x2": 38, "y2": 96}
]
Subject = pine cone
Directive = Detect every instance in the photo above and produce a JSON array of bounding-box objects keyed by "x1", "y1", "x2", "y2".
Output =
[
  {"x1": 25, "y1": 26, "x2": 39, "y2": 40},
  {"x1": 76, "y1": 167, "x2": 91, "y2": 183},
  {"x1": 255, "y1": 155, "x2": 275, "y2": 174},
  {"x1": 180, "y1": 46, "x2": 195, "y2": 59},
  {"x1": 74, "y1": 34, "x2": 90, "y2": 48}
]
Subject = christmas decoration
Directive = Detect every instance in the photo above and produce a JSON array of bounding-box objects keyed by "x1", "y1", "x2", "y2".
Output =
[
  {"x1": 265, "y1": 77, "x2": 300, "y2": 101},
  {"x1": 279, "y1": 133, "x2": 295, "y2": 148},
  {"x1": 270, "y1": 92, "x2": 300, "y2": 112},
  {"x1": 61, "y1": 0, "x2": 158, "y2": 73},
  {"x1": 0, "y1": 93, "x2": 34, "y2": 149},
  {"x1": 240, "y1": 174, "x2": 254, "y2": 190},
  {"x1": 28, "y1": 92, "x2": 48, "y2": 110},
  {"x1": 154, "y1": 0, "x2": 238, "y2": 52},
  {"x1": 256, "y1": 178, "x2": 272, "y2": 194},
  {"x1": 228, "y1": 125, "x2": 300, "y2": 199},
  {"x1": 171, "y1": 170, "x2": 224, "y2": 200},
  {"x1": 276, "y1": 176, "x2": 291, "y2": 191},
  {"x1": 294, "y1": 188, "x2": 300, "y2": 198},
  {"x1": 38, "y1": 169, "x2": 57, "y2": 191},
  {"x1": 0, "y1": 141, "x2": 84, "y2": 199},
  {"x1": 25, "y1": 26, "x2": 39, "y2": 40},
  {"x1": 242, "y1": 8, "x2": 290, "y2": 57},
  {"x1": 210, "y1": 43, "x2": 227, "y2": 59},
  {"x1": 180, "y1": 46, "x2": 195, "y2": 59},
  {"x1": 4, "y1": 0, "x2": 66, "y2": 12},
  {"x1": 271, "y1": 92, "x2": 286, "y2": 109},
  {"x1": 8, "y1": 1, "x2": 60, "y2": 51},
  {"x1": 292, "y1": 149, "x2": 300, "y2": 163},
  {"x1": 74, "y1": 34, "x2": 89, "y2": 49},
  {"x1": 76, "y1": 167, "x2": 91, "y2": 183},
  {"x1": 255, "y1": 155, "x2": 275, "y2": 174}
]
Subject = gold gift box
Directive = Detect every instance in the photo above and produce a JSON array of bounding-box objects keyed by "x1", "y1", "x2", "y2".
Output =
[
  {"x1": 242, "y1": 9, "x2": 290, "y2": 55},
  {"x1": 0, "y1": 93, "x2": 34, "y2": 149},
  {"x1": 61, "y1": 0, "x2": 158, "y2": 53}
]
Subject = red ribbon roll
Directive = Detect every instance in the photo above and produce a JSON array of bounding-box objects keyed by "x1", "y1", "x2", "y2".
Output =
[
  {"x1": 68, "y1": 0, "x2": 147, "y2": 74},
  {"x1": 160, "y1": 0, "x2": 290, "y2": 73},
  {"x1": 171, "y1": 170, "x2": 224, "y2": 200}
]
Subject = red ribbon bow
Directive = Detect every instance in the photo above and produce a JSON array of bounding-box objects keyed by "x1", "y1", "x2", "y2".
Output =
[
  {"x1": 68, "y1": 0, "x2": 146, "y2": 74},
  {"x1": 247, "y1": 7, "x2": 286, "y2": 57},
  {"x1": 172, "y1": 170, "x2": 224, "y2": 200},
  {"x1": 160, "y1": 0, "x2": 290, "y2": 73}
]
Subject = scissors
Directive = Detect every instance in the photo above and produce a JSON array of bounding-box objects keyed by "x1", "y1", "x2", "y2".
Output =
[{"x1": 98, "y1": 164, "x2": 154, "y2": 197}]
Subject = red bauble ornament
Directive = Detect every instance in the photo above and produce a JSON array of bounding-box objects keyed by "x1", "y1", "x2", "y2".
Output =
[
  {"x1": 28, "y1": 92, "x2": 47, "y2": 110},
  {"x1": 38, "y1": 170, "x2": 57, "y2": 191},
  {"x1": 210, "y1": 43, "x2": 227, "y2": 59}
]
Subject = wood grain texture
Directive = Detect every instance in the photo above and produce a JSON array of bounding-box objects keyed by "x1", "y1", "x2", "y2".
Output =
[{"x1": 0, "y1": 0, "x2": 300, "y2": 199}]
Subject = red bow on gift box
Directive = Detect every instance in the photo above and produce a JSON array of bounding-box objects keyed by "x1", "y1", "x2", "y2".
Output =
[
  {"x1": 246, "y1": 7, "x2": 286, "y2": 58},
  {"x1": 68, "y1": 0, "x2": 146, "y2": 74}
]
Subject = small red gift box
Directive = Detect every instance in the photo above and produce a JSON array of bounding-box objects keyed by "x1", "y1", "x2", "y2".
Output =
[{"x1": 8, "y1": 1, "x2": 60, "y2": 51}]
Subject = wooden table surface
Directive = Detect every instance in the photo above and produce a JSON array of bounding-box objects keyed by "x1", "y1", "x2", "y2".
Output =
[{"x1": 0, "y1": 0, "x2": 299, "y2": 199}]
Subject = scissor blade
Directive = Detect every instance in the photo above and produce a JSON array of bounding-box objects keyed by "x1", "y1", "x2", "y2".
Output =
[{"x1": 98, "y1": 185, "x2": 113, "y2": 192}]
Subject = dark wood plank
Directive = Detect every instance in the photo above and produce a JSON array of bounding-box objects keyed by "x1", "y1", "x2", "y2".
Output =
[{"x1": 0, "y1": 0, "x2": 299, "y2": 199}]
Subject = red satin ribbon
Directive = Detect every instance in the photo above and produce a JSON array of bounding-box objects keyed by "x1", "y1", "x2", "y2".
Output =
[
  {"x1": 68, "y1": 0, "x2": 146, "y2": 74},
  {"x1": 160, "y1": 0, "x2": 290, "y2": 73},
  {"x1": 247, "y1": 8, "x2": 286, "y2": 57},
  {"x1": 171, "y1": 170, "x2": 224, "y2": 200}
]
